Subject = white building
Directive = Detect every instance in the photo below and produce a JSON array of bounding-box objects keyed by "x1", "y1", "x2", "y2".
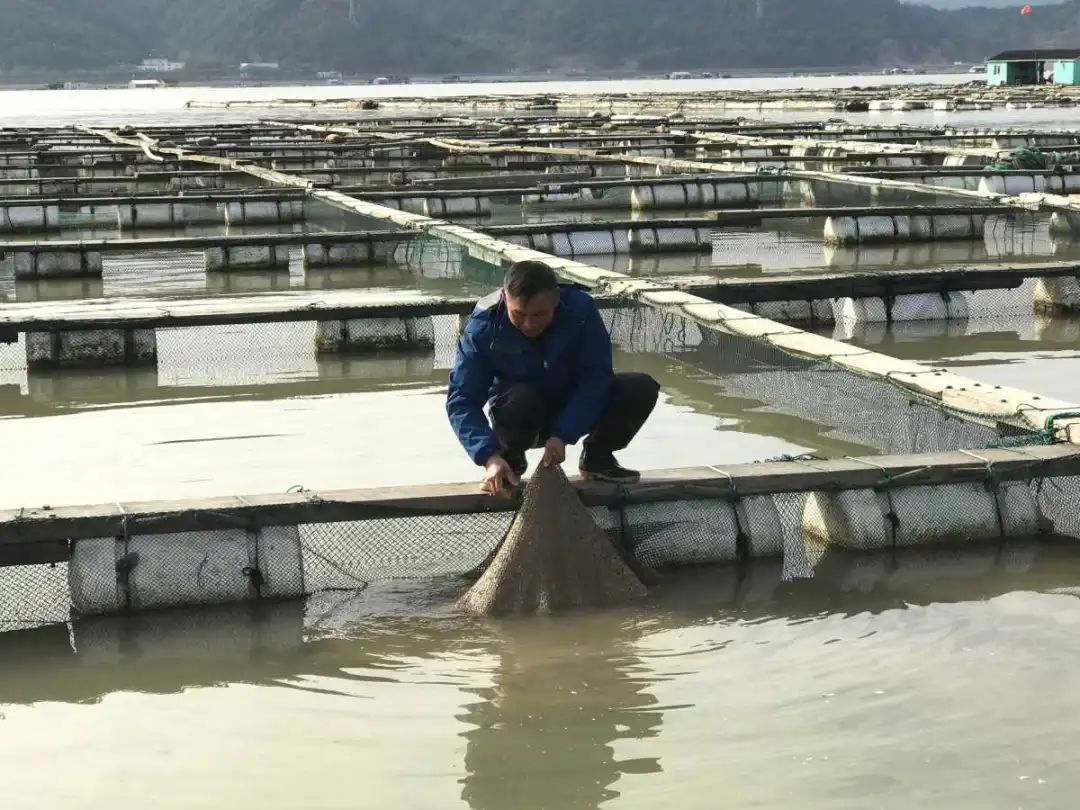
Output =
[{"x1": 137, "y1": 58, "x2": 186, "y2": 73}]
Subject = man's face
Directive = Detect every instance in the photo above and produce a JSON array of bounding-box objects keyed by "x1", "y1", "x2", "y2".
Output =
[{"x1": 506, "y1": 290, "x2": 557, "y2": 338}]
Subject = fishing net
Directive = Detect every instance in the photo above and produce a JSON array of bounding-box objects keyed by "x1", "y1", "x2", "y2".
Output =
[{"x1": 458, "y1": 465, "x2": 646, "y2": 616}]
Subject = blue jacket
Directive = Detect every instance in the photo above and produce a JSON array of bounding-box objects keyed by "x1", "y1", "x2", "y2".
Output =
[{"x1": 447, "y1": 284, "x2": 615, "y2": 465}]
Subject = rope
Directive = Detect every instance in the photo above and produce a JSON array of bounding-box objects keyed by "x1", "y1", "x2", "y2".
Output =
[
  {"x1": 287, "y1": 484, "x2": 329, "y2": 505},
  {"x1": 844, "y1": 456, "x2": 901, "y2": 546},
  {"x1": 706, "y1": 466, "x2": 749, "y2": 559},
  {"x1": 1044, "y1": 410, "x2": 1080, "y2": 442},
  {"x1": 959, "y1": 448, "x2": 1007, "y2": 538},
  {"x1": 114, "y1": 503, "x2": 136, "y2": 611},
  {"x1": 235, "y1": 494, "x2": 265, "y2": 596}
]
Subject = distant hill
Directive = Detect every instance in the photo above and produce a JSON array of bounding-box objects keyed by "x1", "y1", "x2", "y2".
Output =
[
  {"x1": 910, "y1": 0, "x2": 1033, "y2": 7},
  {"x1": 911, "y1": 0, "x2": 1045, "y2": 7},
  {"x1": 3, "y1": 0, "x2": 1080, "y2": 73}
]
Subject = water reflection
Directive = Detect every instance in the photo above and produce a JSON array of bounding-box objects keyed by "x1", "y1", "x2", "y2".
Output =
[
  {"x1": 2, "y1": 539, "x2": 1080, "y2": 808},
  {"x1": 459, "y1": 615, "x2": 663, "y2": 810},
  {"x1": 1, "y1": 539, "x2": 1078, "y2": 705}
]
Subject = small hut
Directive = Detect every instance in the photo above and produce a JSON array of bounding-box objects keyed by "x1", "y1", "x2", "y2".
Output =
[{"x1": 986, "y1": 49, "x2": 1080, "y2": 87}]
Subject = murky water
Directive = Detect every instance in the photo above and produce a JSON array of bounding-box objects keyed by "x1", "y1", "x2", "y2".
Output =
[
  {"x1": 0, "y1": 334, "x2": 877, "y2": 509},
  {"x1": 5, "y1": 545, "x2": 1080, "y2": 809}
]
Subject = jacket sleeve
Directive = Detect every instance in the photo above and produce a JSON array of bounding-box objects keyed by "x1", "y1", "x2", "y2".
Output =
[
  {"x1": 446, "y1": 324, "x2": 502, "y2": 466},
  {"x1": 551, "y1": 301, "x2": 615, "y2": 444}
]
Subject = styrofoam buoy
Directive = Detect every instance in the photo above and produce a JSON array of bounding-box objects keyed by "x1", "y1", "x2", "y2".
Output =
[
  {"x1": 823, "y1": 215, "x2": 904, "y2": 244},
  {"x1": 623, "y1": 500, "x2": 742, "y2": 566},
  {"x1": 1050, "y1": 211, "x2": 1080, "y2": 235},
  {"x1": 1034, "y1": 276, "x2": 1080, "y2": 313},
  {"x1": 978, "y1": 174, "x2": 1047, "y2": 196},
  {"x1": 736, "y1": 495, "x2": 786, "y2": 557},
  {"x1": 891, "y1": 483, "x2": 996, "y2": 546},
  {"x1": 834, "y1": 296, "x2": 888, "y2": 322},
  {"x1": 69, "y1": 527, "x2": 304, "y2": 615},
  {"x1": 802, "y1": 489, "x2": 892, "y2": 555}
]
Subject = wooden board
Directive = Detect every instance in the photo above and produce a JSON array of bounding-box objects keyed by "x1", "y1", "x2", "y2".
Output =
[
  {"x1": 662, "y1": 262, "x2": 1080, "y2": 302},
  {"x1": 0, "y1": 446, "x2": 1077, "y2": 548},
  {"x1": 0, "y1": 289, "x2": 475, "y2": 330},
  {"x1": 0, "y1": 190, "x2": 308, "y2": 207},
  {"x1": 0, "y1": 229, "x2": 414, "y2": 254}
]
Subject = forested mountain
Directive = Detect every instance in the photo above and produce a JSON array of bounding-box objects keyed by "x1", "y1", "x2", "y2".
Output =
[
  {"x1": 1, "y1": 0, "x2": 1077, "y2": 73},
  {"x1": 912, "y1": 1, "x2": 1031, "y2": 7}
]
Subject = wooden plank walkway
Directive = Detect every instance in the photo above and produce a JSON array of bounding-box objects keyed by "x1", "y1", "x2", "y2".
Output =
[
  {"x1": 0, "y1": 263, "x2": 1070, "y2": 331},
  {"x1": 77, "y1": 126, "x2": 1080, "y2": 443},
  {"x1": 0, "y1": 289, "x2": 470, "y2": 330},
  {"x1": 484, "y1": 206, "x2": 1019, "y2": 234},
  {"x1": 0, "y1": 230, "x2": 413, "y2": 254},
  {"x1": 1, "y1": 447, "x2": 1076, "y2": 555},
  {"x1": 663, "y1": 262, "x2": 1080, "y2": 302},
  {"x1": 0, "y1": 189, "x2": 308, "y2": 208}
]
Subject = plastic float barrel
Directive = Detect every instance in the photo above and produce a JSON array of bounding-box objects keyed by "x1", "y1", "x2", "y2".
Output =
[
  {"x1": 630, "y1": 180, "x2": 756, "y2": 210},
  {"x1": 1049, "y1": 211, "x2": 1080, "y2": 235},
  {"x1": 421, "y1": 195, "x2": 492, "y2": 218},
  {"x1": 68, "y1": 527, "x2": 305, "y2": 615},
  {"x1": 1034, "y1": 275, "x2": 1080, "y2": 313},
  {"x1": 802, "y1": 480, "x2": 1043, "y2": 553},
  {"x1": 977, "y1": 174, "x2": 1047, "y2": 195},
  {"x1": 824, "y1": 214, "x2": 985, "y2": 244},
  {"x1": 749, "y1": 299, "x2": 835, "y2": 325},
  {"x1": 833, "y1": 292, "x2": 969, "y2": 323},
  {"x1": 627, "y1": 226, "x2": 711, "y2": 253}
]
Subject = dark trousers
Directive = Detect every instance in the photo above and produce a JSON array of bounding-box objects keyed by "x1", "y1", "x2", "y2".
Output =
[{"x1": 491, "y1": 372, "x2": 660, "y2": 460}]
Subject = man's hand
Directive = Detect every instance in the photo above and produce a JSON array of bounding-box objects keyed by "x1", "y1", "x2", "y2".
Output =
[
  {"x1": 482, "y1": 454, "x2": 520, "y2": 499},
  {"x1": 542, "y1": 437, "x2": 566, "y2": 468}
]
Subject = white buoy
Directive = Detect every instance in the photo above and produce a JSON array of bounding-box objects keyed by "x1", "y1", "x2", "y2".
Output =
[{"x1": 68, "y1": 527, "x2": 305, "y2": 615}]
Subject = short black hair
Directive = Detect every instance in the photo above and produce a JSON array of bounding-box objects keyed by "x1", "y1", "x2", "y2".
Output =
[{"x1": 503, "y1": 260, "x2": 558, "y2": 302}]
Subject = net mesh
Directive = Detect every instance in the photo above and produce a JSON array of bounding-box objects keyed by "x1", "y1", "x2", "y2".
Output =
[{"x1": 600, "y1": 304, "x2": 1032, "y2": 452}]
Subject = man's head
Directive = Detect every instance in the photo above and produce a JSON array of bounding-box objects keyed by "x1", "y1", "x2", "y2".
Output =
[{"x1": 503, "y1": 260, "x2": 558, "y2": 338}]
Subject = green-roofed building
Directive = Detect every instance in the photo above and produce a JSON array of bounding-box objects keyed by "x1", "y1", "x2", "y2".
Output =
[{"x1": 986, "y1": 49, "x2": 1080, "y2": 87}]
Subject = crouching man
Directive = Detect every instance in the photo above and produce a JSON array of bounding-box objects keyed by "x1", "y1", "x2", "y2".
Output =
[{"x1": 447, "y1": 260, "x2": 660, "y2": 498}]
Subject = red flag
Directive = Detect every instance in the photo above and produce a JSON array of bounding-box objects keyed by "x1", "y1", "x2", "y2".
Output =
[{"x1": 1021, "y1": 3, "x2": 1032, "y2": 14}]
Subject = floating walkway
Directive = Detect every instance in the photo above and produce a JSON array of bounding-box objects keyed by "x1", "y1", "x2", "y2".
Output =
[
  {"x1": 0, "y1": 230, "x2": 415, "y2": 278},
  {"x1": 1, "y1": 446, "x2": 1077, "y2": 618},
  {"x1": 0, "y1": 111, "x2": 1078, "y2": 625},
  {"x1": 80, "y1": 122, "x2": 1079, "y2": 442},
  {"x1": 0, "y1": 190, "x2": 309, "y2": 232}
]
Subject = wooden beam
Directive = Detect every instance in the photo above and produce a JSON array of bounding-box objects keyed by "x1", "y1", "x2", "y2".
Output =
[
  {"x1": 709, "y1": 205, "x2": 1018, "y2": 223},
  {"x1": 481, "y1": 206, "x2": 1018, "y2": 235},
  {"x1": 0, "y1": 262, "x2": 1070, "y2": 331},
  {"x1": 0, "y1": 446, "x2": 1076, "y2": 548},
  {"x1": 0, "y1": 290, "x2": 474, "y2": 331},
  {"x1": 0, "y1": 190, "x2": 308, "y2": 208},
  {"x1": 0, "y1": 229, "x2": 413, "y2": 255},
  {"x1": 666, "y1": 263, "x2": 1080, "y2": 302}
]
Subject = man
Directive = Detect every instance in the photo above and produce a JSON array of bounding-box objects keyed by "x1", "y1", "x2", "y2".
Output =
[{"x1": 447, "y1": 260, "x2": 660, "y2": 498}]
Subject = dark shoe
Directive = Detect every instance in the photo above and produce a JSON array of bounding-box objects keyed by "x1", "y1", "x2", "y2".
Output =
[{"x1": 579, "y1": 452, "x2": 641, "y2": 484}]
